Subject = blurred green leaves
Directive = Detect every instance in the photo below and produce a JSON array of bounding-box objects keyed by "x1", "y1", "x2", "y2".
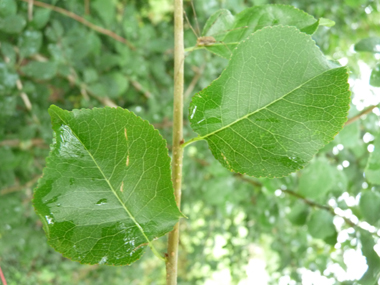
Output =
[
  {"x1": 355, "y1": 37, "x2": 380, "y2": 53},
  {"x1": 0, "y1": 0, "x2": 17, "y2": 16},
  {"x1": 21, "y1": 61, "x2": 57, "y2": 80},
  {"x1": 365, "y1": 133, "x2": 380, "y2": 185},
  {"x1": 359, "y1": 232, "x2": 380, "y2": 285},
  {"x1": 0, "y1": 14, "x2": 26, "y2": 34},
  {"x1": 307, "y1": 210, "x2": 336, "y2": 240},
  {"x1": 298, "y1": 158, "x2": 336, "y2": 199},
  {"x1": 359, "y1": 191, "x2": 380, "y2": 225}
]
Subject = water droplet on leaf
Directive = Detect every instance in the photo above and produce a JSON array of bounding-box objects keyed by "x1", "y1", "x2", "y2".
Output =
[{"x1": 96, "y1": 198, "x2": 108, "y2": 205}]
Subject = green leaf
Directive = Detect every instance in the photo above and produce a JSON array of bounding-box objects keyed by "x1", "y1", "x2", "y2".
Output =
[
  {"x1": 307, "y1": 210, "x2": 336, "y2": 240},
  {"x1": 92, "y1": 0, "x2": 116, "y2": 27},
  {"x1": 355, "y1": 37, "x2": 380, "y2": 53},
  {"x1": 33, "y1": 106, "x2": 182, "y2": 265},
  {"x1": 298, "y1": 158, "x2": 335, "y2": 199},
  {"x1": 18, "y1": 30, "x2": 43, "y2": 58},
  {"x1": 0, "y1": 0, "x2": 17, "y2": 17},
  {"x1": 287, "y1": 202, "x2": 309, "y2": 225},
  {"x1": 200, "y1": 5, "x2": 319, "y2": 59},
  {"x1": 359, "y1": 232, "x2": 380, "y2": 285},
  {"x1": 345, "y1": 0, "x2": 368, "y2": 7},
  {"x1": 63, "y1": 30, "x2": 101, "y2": 61},
  {"x1": 21, "y1": 61, "x2": 57, "y2": 80},
  {"x1": 188, "y1": 26, "x2": 350, "y2": 178},
  {"x1": 365, "y1": 133, "x2": 380, "y2": 185},
  {"x1": 359, "y1": 191, "x2": 380, "y2": 225},
  {"x1": 87, "y1": 73, "x2": 129, "y2": 99},
  {"x1": 318, "y1": 18, "x2": 335, "y2": 27},
  {"x1": 30, "y1": 8, "x2": 51, "y2": 29},
  {"x1": 370, "y1": 64, "x2": 380, "y2": 87},
  {"x1": 83, "y1": 68, "x2": 99, "y2": 84},
  {"x1": 0, "y1": 42, "x2": 16, "y2": 64},
  {"x1": 334, "y1": 121, "x2": 360, "y2": 149},
  {"x1": 0, "y1": 62, "x2": 18, "y2": 91},
  {"x1": 0, "y1": 14, "x2": 26, "y2": 34},
  {"x1": 45, "y1": 20, "x2": 64, "y2": 42},
  {"x1": 201, "y1": 9, "x2": 234, "y2": 38}
]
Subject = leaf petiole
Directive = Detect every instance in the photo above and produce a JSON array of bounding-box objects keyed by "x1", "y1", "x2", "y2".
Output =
[
  {"x1": 181, "y1": 136, "x2": 204, "y2": 148},
  {"x1": 149, "y1": 244, "x2": 166, "y2": 262}
]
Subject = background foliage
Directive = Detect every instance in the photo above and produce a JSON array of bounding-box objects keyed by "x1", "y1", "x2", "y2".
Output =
[{"x1": 1, "y1": 0, "x2": 380, "y2": 284}]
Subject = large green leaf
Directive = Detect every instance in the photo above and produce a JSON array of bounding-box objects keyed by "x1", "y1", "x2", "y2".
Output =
[
  {"x1": 188, "y1": 26, "x2": 350, "y2": 178},
  {"x1": 34, "y1": 105, "x2": 182, "y2": 265},
  {"x1": 365, "y1": 133, "x2": 380, "y2": 185},
  {"x1": 196, "y1": 5, "x2": 319, "y2": 59}
]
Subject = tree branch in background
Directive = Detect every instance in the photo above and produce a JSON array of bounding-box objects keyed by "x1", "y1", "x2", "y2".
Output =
[
  {"x1": 345, "y1": 105, "x2": 378, "y2": 125},
  {"x1": 235, "y1": 174, "x2": 380, "y2": 238},
  {"x1": 0, "y1": 175, "x2": 40, "y2": 196},
  {"x1": 29, "y1": 54, "x2": 118, "y2": 107},
  {"x1": 84, "y1": 0, "x2": 90, "y2": 15},
  {"x1": 184, "y1": 64, "x2": 205, "y2": 99},
  {"x1": 0, "y1": 138, "x2": 47, "y2": 148},
  {"x1": 16, "y1": 79, "x2": 32, "y2": 111},
  {"x1": 28, "y1": 0, "x2": 34, "y2": 21},
  {"x1": 128, "y1": 77, "x2": 152, "y2": 98},
  {"x1": 20, "y1": 0, "x2": 135, "y2": 50},
  {"x1": 68, "y1": 67, "x2": 118, "y2": 107},
  {"x1": 16, "y1": 79, "x2": 41, "y2": 124}
]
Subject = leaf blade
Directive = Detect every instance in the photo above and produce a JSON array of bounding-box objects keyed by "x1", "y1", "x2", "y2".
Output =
[
  {"x1": 189, "y1": 26, "x2": 350, "y2": 177},
  {"x1": 34, "y1": 106, "x2": 182, "y2": 265}
]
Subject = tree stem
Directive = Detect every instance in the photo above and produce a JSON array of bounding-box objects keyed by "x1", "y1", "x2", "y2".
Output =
[{"x1": 166, "y1": 0, "x2": 184, "y2": 284}]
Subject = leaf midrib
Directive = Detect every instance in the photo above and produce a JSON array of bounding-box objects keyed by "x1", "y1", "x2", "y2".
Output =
[
  {"x1": 51, "y1": 109, "x2": 155, "y2": 254},
  {"x1": 197, "y1": 66, "x2": 343, "y2": 140}
]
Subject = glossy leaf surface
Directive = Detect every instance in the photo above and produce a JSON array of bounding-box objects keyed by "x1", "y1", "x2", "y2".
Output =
[
  {"x1": 200, "y1": 5, "x2": 319, "y2": 59},
  {"x1": 34, "y1": 105, "x2": 182, "y2": 265},
  {"x1": 189, "y1": 26, "x2": 350, "y2": 177}
]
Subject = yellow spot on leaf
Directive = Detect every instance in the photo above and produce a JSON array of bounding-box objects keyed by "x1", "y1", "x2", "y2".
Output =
[{"x1": 124, "y1": 128, "x2": 128, "y2": 140}]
